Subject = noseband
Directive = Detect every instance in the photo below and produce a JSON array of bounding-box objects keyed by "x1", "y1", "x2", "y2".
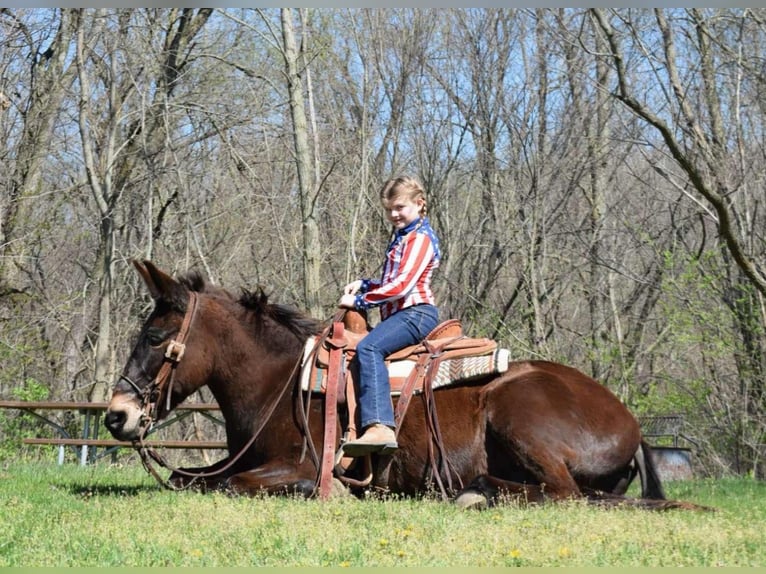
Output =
[{"x1": 120, "y1": 291, "x2": 200, "y2": 437}]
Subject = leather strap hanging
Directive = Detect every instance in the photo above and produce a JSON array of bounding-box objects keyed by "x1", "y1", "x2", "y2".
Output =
[
  {"x1": 389, "y1": 338, "x2": 461, "y2": 499},
  {"x1": 318, "y1": 320, "x2": 346, "y2": 499}
]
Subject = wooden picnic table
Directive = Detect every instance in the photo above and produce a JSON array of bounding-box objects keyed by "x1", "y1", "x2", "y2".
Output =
[{"x1": 0, "y1": 400, "x2": 225, "y2": 465}]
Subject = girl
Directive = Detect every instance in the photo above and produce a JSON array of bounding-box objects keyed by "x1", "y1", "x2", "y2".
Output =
[{"x1": 339, "y1": 176, "x2": 440, "y2": 456}]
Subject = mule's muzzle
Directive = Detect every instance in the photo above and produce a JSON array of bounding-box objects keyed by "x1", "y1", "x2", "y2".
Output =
[{"x1": 105, "y1": 392, "x2": 148, "y2": 441}]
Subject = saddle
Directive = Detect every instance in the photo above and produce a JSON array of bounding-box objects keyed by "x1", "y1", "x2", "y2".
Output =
[
  {"x1": 304, "y1": 310, "x2": 510, "y2": 499},
  {"x1": 306, "y1": 311, "x2": 502, "y2": 396}
]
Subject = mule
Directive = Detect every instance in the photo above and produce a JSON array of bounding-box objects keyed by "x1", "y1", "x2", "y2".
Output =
[{"x1": 105, "y1": 260, "x2": 703, "y2": 510}]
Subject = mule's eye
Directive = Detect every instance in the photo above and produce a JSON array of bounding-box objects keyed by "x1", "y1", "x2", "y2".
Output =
[{"x1": 146, "y1": 328, "x2": 167, "y2": 347}]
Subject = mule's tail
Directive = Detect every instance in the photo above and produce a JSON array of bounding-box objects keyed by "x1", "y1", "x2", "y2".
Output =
[{"x1": 635, "y1": 439, "x2": 666, "y2": 500}]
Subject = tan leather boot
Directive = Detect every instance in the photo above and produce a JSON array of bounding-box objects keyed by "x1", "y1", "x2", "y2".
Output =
[{"x1": 341, "y1": 424, "x2": 398, "y2": 457}]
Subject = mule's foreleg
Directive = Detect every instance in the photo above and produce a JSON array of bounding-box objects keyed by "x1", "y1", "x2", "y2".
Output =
[
  {"x1": 225, "y1": 461, "x2": 347, "y2": 498},
  {"x1": 167, "y1": 456, "x2": 240, "y2": 493},
  {"x1": 228, "y1": 474, "x2": 316, "y2": 497}
]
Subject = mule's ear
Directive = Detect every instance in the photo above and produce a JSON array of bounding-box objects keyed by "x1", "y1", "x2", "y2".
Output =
[
  {"x1": 133, "y1": 260, "x2": 161, "y2": 300},
  {"x1": 133, "y1": 260, "x2": 188, "y2": 308}
]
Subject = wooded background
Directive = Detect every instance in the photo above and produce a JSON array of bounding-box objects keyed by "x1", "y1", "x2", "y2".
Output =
[{"x1": 1, "y1": 8, "x2": 764, "y2": 477}]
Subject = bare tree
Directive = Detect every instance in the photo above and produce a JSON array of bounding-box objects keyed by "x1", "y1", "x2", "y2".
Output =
[
  {"x1": 72, "y1": 9, "x2": 213, "y2": 400},
  {"x1": 591, "y1": 8, "x2": 766, "y2": 298},
  {"x1": 279, "y1": 8, "x2": 323, "y2": 318},
  {"x1": 591, "y1": 8, "x2": 766, "y2": 473},
  {"x1": 422, "y1": 10, "x2": 521, "y2": 334},
  {"x1": 0, "y1": 9, "x2": 77, "y2": 296}
]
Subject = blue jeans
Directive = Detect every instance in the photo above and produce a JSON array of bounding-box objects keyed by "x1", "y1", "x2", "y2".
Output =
[{"x1": 351, "y1": 304, "x2": 439, "y2": 429}]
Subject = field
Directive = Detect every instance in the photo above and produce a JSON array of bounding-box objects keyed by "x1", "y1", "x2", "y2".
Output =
[{"x1": 0, "y1": 460, "x2": 764, "y2": 567}]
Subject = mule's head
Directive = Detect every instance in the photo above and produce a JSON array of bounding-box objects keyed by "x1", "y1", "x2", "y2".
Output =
[{"x1": 105, "y1": 260, "x2": 210, "y2": 441}]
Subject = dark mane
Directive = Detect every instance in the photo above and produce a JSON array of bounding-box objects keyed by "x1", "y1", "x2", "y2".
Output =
[
  {"x1": 239, "y1": 287, "x2": 323, "y2": 340},
  {"x1": 175, "y1": 269, "x2": 321, "y2": 341},
  {"x1": 178, "y1": 270, "x2": 208, "y2": 293}
]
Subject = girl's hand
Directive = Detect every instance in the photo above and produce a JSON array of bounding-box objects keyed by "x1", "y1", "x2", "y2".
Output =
[
  {"x1": 343, "y1": 280, "x2": 362, "y2": 295},
  {"x1": 339, "y1": 294, "x2": 357, "y2": 309}
]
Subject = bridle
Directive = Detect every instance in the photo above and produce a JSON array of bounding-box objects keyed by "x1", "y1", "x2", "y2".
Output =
[
  {"x1": 119, "y1": 291, "x2": 200, "y2": 435},
  {"x1": 116, "y1": 290, "x2": 208, "y2": 488}
]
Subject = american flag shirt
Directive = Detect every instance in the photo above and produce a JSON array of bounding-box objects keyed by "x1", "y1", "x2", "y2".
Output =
[{"x1": 354, "y1": 216, "x2": 441, "y2": 320}]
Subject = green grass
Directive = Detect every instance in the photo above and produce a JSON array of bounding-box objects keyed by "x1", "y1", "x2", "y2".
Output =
[{"x1": 0, "y1": 460, "x2": 764, "y2": 566}]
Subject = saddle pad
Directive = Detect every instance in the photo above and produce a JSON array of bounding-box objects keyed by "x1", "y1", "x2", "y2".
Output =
[{"x1": 300, "y1": 337, "x2": 510, "y2": 394}]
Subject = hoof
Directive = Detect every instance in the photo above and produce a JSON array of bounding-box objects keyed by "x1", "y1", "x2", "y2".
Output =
[{"x1": 455, "y1": 489, "x2": 488, "y2": 510}]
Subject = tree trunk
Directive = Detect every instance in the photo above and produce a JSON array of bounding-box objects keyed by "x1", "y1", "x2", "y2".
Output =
[{"x1": 281, "y1": 8, "x2": 322, "y2": 318}]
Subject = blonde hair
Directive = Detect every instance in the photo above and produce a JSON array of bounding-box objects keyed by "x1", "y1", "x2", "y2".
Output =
[{"x1": 379, "y1": 176, "x2": 428, "y2": 216}]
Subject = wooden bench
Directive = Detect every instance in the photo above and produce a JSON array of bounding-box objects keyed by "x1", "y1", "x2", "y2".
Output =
[{"x1": 1, "y1": 400, "x2": 224, "y2": 465}]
